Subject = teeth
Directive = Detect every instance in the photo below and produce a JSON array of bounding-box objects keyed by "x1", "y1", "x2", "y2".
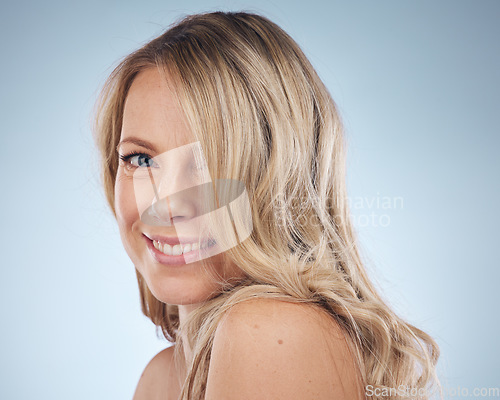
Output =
[
  {"x1": 172, "y1": 245, "x2": 182, "y2": 256},
  {"x1": 152, "y1": 239, "x2": 214, "y2": 256},
  {"x1": 163, "y1": 243, "x2": 172, "y2": 256}
]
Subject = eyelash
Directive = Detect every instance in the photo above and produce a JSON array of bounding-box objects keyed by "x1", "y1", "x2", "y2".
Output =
[
  {"x1": 118, "y1": 151, "x2": 208, "y2": 171},
  {"x1": 119, "y1": 151, "x2": 156, "y2": 168}
]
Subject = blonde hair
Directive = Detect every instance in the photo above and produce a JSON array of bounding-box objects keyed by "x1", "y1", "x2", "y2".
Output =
[{"x1": 93, "y1": 11, "x2": 441, "y2": 399}]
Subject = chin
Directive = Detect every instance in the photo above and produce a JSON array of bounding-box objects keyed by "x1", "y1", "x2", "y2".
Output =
[{"x1": 140, "y1": 264, "x2": 222, "y2": 306}]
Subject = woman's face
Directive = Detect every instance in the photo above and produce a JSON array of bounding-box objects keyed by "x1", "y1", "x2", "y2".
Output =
[{"x1": 114, "y1": 67, "x2": 246, "y2": 306}]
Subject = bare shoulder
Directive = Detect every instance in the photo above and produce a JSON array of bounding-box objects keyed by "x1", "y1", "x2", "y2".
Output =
[
  {"x1": 133, "y1": 346, "x2": 180, "y2": 400},
  {"x1": 205, "y1": 298, "x2": 364, "y2": 400}
]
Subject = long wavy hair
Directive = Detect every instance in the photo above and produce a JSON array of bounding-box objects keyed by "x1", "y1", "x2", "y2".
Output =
[{"x1": 93, "y1": 11, "x2": 441, "y2": 400}]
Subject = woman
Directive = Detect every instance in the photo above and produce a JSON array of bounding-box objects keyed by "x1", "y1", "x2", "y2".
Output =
[{"x1": 93, "y1": 11, "x2": 441, "y2": 400}]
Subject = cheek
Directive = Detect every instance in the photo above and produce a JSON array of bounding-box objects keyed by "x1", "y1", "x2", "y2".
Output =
[{"x1": 114, "y1": 172, "x2": 140, "y2": 232}]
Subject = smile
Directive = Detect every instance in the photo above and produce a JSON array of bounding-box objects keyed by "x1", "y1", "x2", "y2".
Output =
[{"x1": 152, "y1": 238, "x2": 217, "y2": 256}]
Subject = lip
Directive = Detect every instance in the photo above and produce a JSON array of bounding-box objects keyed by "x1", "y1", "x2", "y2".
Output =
[
  {"x1": 143, "y1": 234, "x2": 218, "y2": 266},
  {"x1": 144, "y1": 233, "x2": 209, "y2": 246}
]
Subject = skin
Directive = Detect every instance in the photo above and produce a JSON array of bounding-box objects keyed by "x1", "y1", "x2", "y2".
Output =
[
  {"x1": 205, "y1": 298, "x2": 365, "y2": 400},
  {"x1": 120, "y1": 67, "x2": 363, "y2": 400},
  {"x1": 116, "y1": 67, "x2": 246, "y2": 306},
  {"x1": 133, "y1": 298, "x2": 365, "y2": 400},
  {"x1": 115, "y1": 67, "x2": 247, "y2": 394}
]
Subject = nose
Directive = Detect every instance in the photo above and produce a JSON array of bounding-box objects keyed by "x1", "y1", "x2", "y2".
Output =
[{"x1": 140, "y1": 162, "x2": 201, "y2": 226}]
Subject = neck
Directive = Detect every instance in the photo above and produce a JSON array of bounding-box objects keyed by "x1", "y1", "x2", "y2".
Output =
[
  {"x1": 178, "y1": 303, "x2": 199, "y2": 323},
  {"x1": 177, "y1": 303, "x2": 202, "y2": 369}
]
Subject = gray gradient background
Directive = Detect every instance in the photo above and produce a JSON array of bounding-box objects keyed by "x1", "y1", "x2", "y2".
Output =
[{"x1": 1, "y1": 1, "x2": 498, "y2": 399}]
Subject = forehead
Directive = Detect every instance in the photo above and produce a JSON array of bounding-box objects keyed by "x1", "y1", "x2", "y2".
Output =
[{"x1": 121, "y1": 67, "x2": 195, "y2": 151}]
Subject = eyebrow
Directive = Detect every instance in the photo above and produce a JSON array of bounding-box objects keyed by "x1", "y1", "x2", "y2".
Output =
[{"x1": 116, "y1": 137, "x2": 157, "y2": 153}]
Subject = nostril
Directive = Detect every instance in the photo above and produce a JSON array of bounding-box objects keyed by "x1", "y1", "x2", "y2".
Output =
[{"x1": 141, "y1": 198, "x2": 173, "y2": 226}]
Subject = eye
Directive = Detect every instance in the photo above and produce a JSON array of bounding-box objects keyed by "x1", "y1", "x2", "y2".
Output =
[{"x1": 119, "y1": 152, "x2": 159, "y2": 169}]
